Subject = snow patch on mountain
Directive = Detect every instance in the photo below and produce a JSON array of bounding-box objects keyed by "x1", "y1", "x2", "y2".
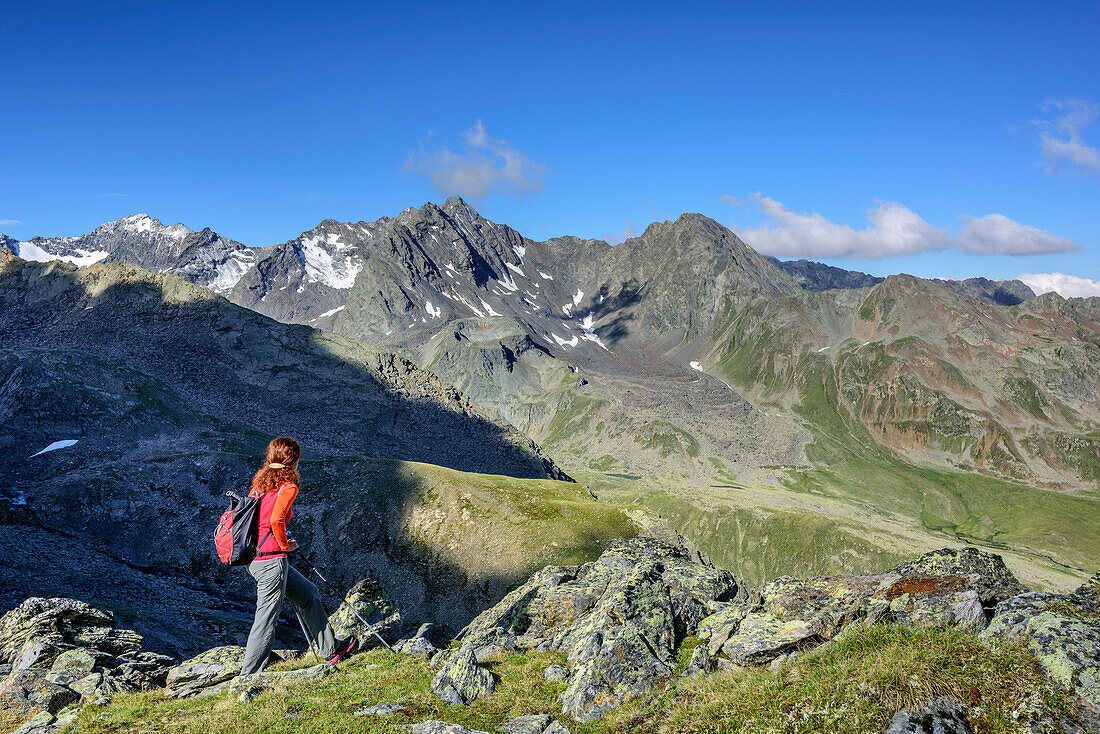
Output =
[
  {"x1": 15, "y1": 240, "x2": 109, "y2": 267},
  {"x1": 298, "y1": 232, "x2": 362, "y2": 289},
  {"x1": 30, "y1": 439, "x2": 79, "y2": 458}
]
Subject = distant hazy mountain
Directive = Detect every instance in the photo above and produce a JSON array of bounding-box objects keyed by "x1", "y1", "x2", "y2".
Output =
[{"x1": 769, "y1": 256, "x2": 1035, "y2": 306}]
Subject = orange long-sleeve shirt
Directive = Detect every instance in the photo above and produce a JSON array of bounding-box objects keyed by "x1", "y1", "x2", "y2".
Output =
[{"x1": 268, "y1": 482, "x2": 298, "y2": 551}]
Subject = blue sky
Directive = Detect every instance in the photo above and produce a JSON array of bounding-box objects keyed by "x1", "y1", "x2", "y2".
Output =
[{"x1": 3, "y1": 1, "x2": 1099, "y2": 294}]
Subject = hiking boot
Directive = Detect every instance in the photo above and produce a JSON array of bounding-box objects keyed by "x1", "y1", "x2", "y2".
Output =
[{"x1": 326, "y1": 636, "x2": 358, "y2": 665}]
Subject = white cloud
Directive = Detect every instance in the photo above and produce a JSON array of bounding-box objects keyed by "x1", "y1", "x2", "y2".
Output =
[
  {"x1": 1015, "y1": 272, "x2": 1100, "y2": 299},
  {"x1": 603, "y1": 220, "x2": 636, "y2": 245},
  {"x1": 0, "y1": 219, "x2": 22, "y2": 227},
  {"x1": 405, "y1": 120, "x2": 547, "y2": 200},
  {"x1": 1037, "y1": 98, "x2": 1100, "y2": 175},
  {"x1": 957, "y1": 214, "x2": 1077, "y2": 255},
  {"x1": 730, "y1": 194, "x2": 1078, "y2": 259}
]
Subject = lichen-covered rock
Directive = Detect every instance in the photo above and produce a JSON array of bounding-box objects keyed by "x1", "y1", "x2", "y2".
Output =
[
  {"x1": 355, "y1": 701, "x2": 406, "y2": 716},
  {"x1": 395, "y1": 623, "x2": 443, "y2": 659},
  {"x1": 1026, "y1": 611, "x2": 1100, "y2": 710},
  {"x1": 457, "y1": 538, "x2": 741, "y2": 722},
  {"x1": 884, "y1": 697, "x2": 974, "y2": 733},
  {"x1": 544, "y1": 664, "x2": 569, "y2": 681},
  {"x1": 888, "y1": 548, "x2": 1025, "y2": 607},
  {"x1": 69, "y1": 672, "x2": 136, "y2": 704},
  {"x1": 0, "y1": 668, "x2": 80, "y2": 715},
  {"x1": 328, "y1": 577, "x2": 403, "y2": 649},
  {"x1": 10, "y1": 707, "x2": 79, "y2": 734},
  {"x1": 164, "y1": 645, "x2": 245, "y2": 698},
  {"x1": 49, "y1": 648, "x2": 99, "y2": 677},
  {"x1": 720, "y1": 612, "x2": 819, "y2": 665},
  {"x1": 431, "y1": 647, "x2": 494, "y2": 705},
  {"x1": 683, "y1": 644, "x2": 718, "y2": 676},
  {"x1": 885, "y1": 577, "x2": 988, "y2": 631},
  {"x1": 499, "y1": 713, "x2": 570, "y2": 733},
  {"x1": 0, "y1": 598, "x2": 116, "y2": 665},
  {"x1": 404, "y1": 720, "x2": 490, "y2": 734},
  {"x1": 110, "y1": 651, "x2": 177, "y2": 689},
  {"x1": 461, "y1": 627, "x2": 518, "y2": 663}
]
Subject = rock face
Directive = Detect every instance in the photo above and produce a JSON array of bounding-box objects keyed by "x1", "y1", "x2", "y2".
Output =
[
  {"x1": 455, "y1": 537, "x2": 743, "y2": 721},
  {"x1": 499, "y1": 714, "x2": 571, "y2": 733},
  {"x1": 0, "y1": 597, "x2": 172, "y2": 729},
  {"x1": 328, "y1": 577, "x2": 404, "y2": 649},
  {"x1": 884, "y1": 698, "x2": 975, "y2": 734}
]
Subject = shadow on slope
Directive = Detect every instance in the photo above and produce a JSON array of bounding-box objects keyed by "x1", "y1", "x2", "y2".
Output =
[{"x1": 0, "y1": 254, "x2": 636, "y2": 655}]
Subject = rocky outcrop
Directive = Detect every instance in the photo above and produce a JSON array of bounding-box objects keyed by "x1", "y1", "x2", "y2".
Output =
[
  {"x1": 0, "y1": 597, "x2": 173, "y2": 730},
  {"x1": 884, "y1": 698, "x2": 974, "y2": 733},
  {"x1": 328, "y1": 577, "x2": 404, "y2": 649},
  {"x1": 430, "y1": 648, "x2": 495, "y2": 705},
  {"x1": 454, "y1": 537, "x2": 743, "y2": 721},
  {"x1": 983, "y1": 573, "x2": 1100, "y2": 713}
]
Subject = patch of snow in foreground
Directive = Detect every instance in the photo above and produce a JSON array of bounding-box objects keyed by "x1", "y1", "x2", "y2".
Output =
[
  {"x1": 30, "y1": 439, "x2": 78, "y2": 458},
  {"x1": 572, "y1": 289, "x2": 584, "y2": 306},
  {"x1": 425, "y1": 301, "x2": 441, "y2": 319},
  {"x1": 320, "y1": 305, "x2": 346, "y2": 318},
  {"x1": 817, "y1": 346, "x2": 829, "y2": 352},
  {"x1": 15, "y1": 240, "x2": 109, "y2": 267},
  {"x1": 690, "y1": 361, "x2": 703, "y2": 371},
  {"x1": 513, "y1": 245, "x2": 526, "y2": 259},
  {"x1": 539, "y1": 271, "x2": 553, "y2": 280},
  {"x1": 504, "y1": 262, "x2": 526, "y2": 278}
]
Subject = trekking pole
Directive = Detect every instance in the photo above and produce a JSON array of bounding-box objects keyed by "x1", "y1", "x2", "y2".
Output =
[
  {"x1": 297, "y1": 555, "x2": 395, "y2": 652},
  {"x1": 291, "y1": 603, "x2": 323, "y2": 663}
]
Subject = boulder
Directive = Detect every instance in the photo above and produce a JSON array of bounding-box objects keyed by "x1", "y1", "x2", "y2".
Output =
[
  {"x1": 404, "y1": 722, "x2": 490, "y2": 734},
  {"x1": 543, "y1": 664, "x2": 569, "y2": 682},
  {"x1": 69, "y1": 672, "x2": 136, "y2": 705},
  {"x1": 355, "y1": 701, "x2": 406, "y2": 716},
  {"x1": 499, "y1": 713, "x2": 570, "y2": 733},
  {"x1": 888, "y1": 548, "x2": 1026, "y2": 606},
  {"x1": 10, "y1": 707, "x2": 79, "y2": 734},
  {"x1": 395, "y1": 623, "x2": 443, "y2": 659},
  {"x1": 164, "y1": 645, "x2": 245, "y2": 698},
  {"x1": 1026, "y1": 611, "x2": 1100, "y2": 710},
  {"x1": 0, "y1": 669, "x2": 80, "y2": 715},
  {"x1": 720, "y1": 612, "x2": 819, "y2": 665},
  {"x1": 328, "y1": 577, "x2": 403, "y2": 649},
  {"x1": 430, "y1": 648, "x2": 495, "y2": 705},
  {"x1": 109, "y1": 651, "x2": 177, "y2": 689},
  {"x1": 461, "y1": 628, "x2": 519, "y2": 663},
  {"x1": 48, "y1": 648, "x2": 99, "y2": 677},
  {"x1": 884, "y1": 697, "x2": 974, "y2": 733}
]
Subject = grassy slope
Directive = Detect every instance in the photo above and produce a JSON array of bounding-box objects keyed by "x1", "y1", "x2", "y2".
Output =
[{"x1": 70, "y1": 624, "x2": 1080, "y2": 734}]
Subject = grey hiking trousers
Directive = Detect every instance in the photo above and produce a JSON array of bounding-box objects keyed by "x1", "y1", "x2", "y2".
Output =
[{"x1": 240, "y1": 556, "x2": 338, "y2": 675}]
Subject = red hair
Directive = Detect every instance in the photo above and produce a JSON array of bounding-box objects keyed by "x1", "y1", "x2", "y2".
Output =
[{"x1": 250, "y1": 436, "x2": 301, "y2": 495}]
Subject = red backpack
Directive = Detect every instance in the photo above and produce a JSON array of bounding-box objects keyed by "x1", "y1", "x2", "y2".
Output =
[{"x1": 213, "y1": 491, "x2": 271, "y2": 566}]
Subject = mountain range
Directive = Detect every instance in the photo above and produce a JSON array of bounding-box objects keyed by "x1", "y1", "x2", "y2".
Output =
[{"x1": 3, "y1": 199, "x2": 1099, "y2": 631}]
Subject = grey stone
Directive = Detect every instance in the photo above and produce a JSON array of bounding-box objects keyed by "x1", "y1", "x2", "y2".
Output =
[
  {"x1": 355, "y1": 701, "x2": 406, "y2": 716},
  {"x1": 884, "y1": 697, "x2": 974, "y2": 733},
  {"x1": 543, "y1": 664, "x2": 569, "y2": 681},
  {"x1": 430, "y1": 647, "x2": 494, "y2": 705},
  {"x1": 404, "y1": 721, "x2": 490, "y2": 734}
]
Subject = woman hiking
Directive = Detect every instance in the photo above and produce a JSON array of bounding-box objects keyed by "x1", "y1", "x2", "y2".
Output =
[{"x1": 239, "y1": 436, "x2": 357, "y2": 675}]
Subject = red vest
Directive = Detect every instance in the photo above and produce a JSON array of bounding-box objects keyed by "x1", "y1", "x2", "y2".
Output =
[{"x1": 254, "y1": 483, "x2": 294, "y2": 559}]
